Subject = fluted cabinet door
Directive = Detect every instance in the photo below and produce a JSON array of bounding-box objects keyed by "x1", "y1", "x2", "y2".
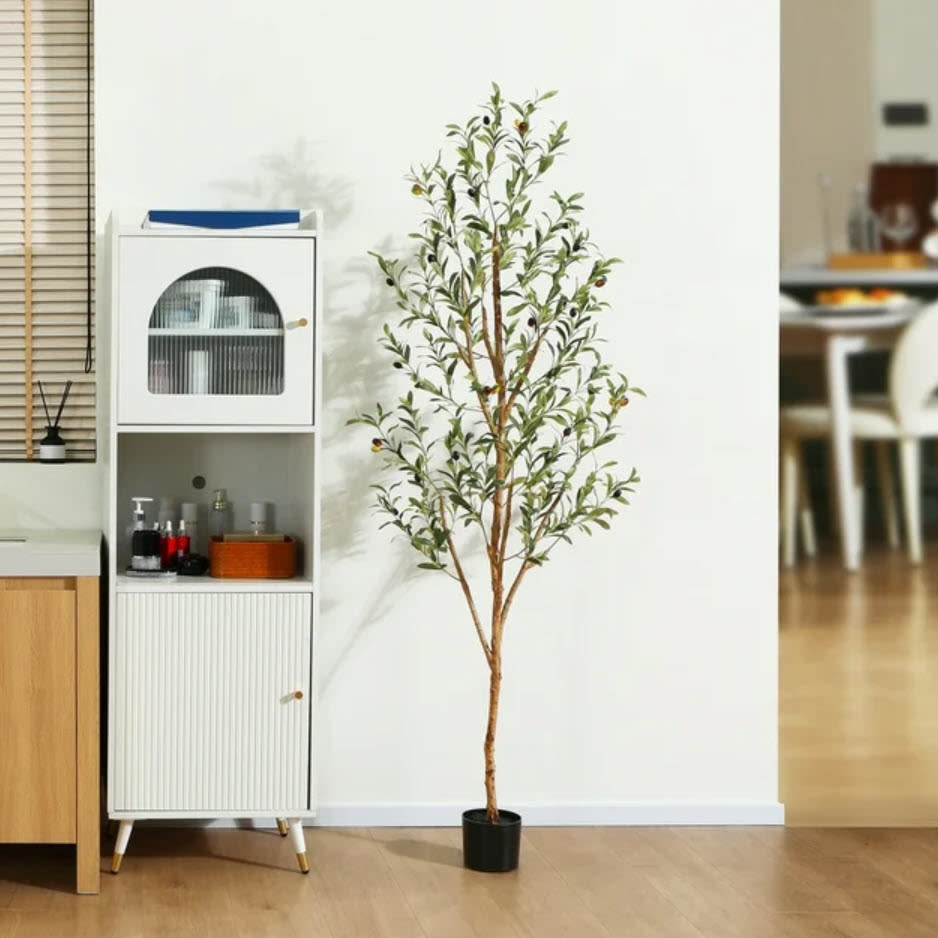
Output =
[{"x1": 113, "y1": 593, "x2": 311, "y2": 813}]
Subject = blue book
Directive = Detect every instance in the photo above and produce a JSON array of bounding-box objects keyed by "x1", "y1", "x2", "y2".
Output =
[{"x1": 145, "y1": 210, "x2": 301, "y2": 230}]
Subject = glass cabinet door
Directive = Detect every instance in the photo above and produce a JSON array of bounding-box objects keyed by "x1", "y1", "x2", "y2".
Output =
[
  {"x1": 117, "y1": 236, "x2": 315, "y2": 425},
  {"x1": 148, "y1": 267, "x2": 285, "y2": 397}
]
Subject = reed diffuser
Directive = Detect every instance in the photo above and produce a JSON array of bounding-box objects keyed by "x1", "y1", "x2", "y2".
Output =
[{"x1": 37, "y1": 379, "x2": 72, "y2": 463}]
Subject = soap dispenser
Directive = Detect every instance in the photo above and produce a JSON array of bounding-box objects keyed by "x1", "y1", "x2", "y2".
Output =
[{"x1": 129, "y1": 497, "x2": 161, "y2": 572}]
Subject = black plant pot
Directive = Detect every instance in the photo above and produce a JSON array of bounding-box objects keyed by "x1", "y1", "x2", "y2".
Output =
[{"x1": 462, "y1": 808, "x2": 522, "y2": 872}]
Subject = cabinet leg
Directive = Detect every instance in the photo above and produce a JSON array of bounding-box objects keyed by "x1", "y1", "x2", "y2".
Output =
[
  {"x1": 111, "y1": 820, "x2": 134, "y2": 874},
  {"x1": 276, "y1": 817, "x2": 289, "y2": 837},
  {"x1": 287, "y1": 818, "x2": 308, "y2": 873}
]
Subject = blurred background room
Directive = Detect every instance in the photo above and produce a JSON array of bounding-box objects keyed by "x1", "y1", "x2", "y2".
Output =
[{"x1": 780, "y1": 0, "x2": 938, "y2": 826}]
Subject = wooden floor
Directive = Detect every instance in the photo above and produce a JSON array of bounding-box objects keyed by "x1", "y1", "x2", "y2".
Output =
[
  {"x1": 2, "y1": 541, "x2": 936, "y2": 934},
  {"x1": 3, "y1": 825, "x2": 938, "y2": 937},
  {"x1": 780, "y1": 542, "x2": 938, "y2": 826}
]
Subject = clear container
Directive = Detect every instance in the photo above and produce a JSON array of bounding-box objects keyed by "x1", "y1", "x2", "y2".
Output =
[
  {"x1": 846, "y1": 183, "x2": 880, "y2": 252},
  {"x1": 209, "y1": 488, "x2": 231, "y2": 539}
]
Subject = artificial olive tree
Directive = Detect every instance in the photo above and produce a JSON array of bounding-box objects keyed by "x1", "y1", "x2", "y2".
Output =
[{"x1": 352, "y1": 84, "x2": 641, "y2": 823}]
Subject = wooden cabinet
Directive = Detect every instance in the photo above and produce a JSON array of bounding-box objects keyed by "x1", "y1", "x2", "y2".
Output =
[{"x1": 0, "y1": 575, "x2": 99, "y2": 894}]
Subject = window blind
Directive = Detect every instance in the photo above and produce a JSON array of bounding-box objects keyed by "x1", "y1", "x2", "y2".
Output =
[{"x1": 0, "y1": 0, "x2": 93, "y2": 462}]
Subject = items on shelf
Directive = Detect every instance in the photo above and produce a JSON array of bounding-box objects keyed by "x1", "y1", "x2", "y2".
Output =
[
  {"x1": 181, "y1": 501, "x2": 199, "y2": 554},
  {"x1": 208, "y1": 533, "x2": 297, "y2": 579},
  {"x1": 175, "y1": 520, "x2": 191, "y2": 564},
  {"x1": 210, "y1": 488, "x2": 231, "y2": 538},
  {"x1": 143, "y1": 209, "x2": 301, "y2": 230},
  {"x1": 128, "y1": 497, "x2": 161, "y2": 573},
  {"x1": 250, "y1": 501, "x2": 268, "y2": 534},
  {"x1": 160, "y1": 520, "x2": 177, "y2": 570}
]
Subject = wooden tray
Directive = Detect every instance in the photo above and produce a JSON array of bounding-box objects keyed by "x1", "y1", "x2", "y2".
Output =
[
  {"x1": 208, "y1": 536, "x2": 296, "y2": 578},
  {"x1": 827, "y1": 252, "x2": 928, "y2": 270}
]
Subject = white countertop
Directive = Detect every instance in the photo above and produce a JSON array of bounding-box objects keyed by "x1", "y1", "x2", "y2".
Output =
[{"x1": 0, "y1": 529, "x2": 101, "y2": 577}]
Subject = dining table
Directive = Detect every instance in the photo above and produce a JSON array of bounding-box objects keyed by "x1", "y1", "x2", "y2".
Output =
[{"x1": 779, "y1": 265, "x2": 932, "y2": 571}]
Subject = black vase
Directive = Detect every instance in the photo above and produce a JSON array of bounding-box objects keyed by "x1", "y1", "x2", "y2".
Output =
[{"x1": 461, "y1": 808, "x2": 521, "y2": 872}]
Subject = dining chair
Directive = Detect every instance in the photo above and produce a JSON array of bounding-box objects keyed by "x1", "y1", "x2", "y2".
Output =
[
  {"x1": 780, "y1": 293, "x2": 896, "y2": 566},
  {"x1": 781, "y1": 298, "x2": 938, "y2": 565}
]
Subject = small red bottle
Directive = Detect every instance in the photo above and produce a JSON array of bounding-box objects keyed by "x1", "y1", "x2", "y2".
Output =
[
  {"x1": 176, "y1": 518, "x2": 191, "y2": 565},
  {"x1": 160, "y1": 520, "x2": 178, "y2": 569}
]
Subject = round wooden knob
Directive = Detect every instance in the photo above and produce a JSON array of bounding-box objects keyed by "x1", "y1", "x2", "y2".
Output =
[
  {"x1": 293, "y1": 690, "x2": 304, "y2": 700},
  {"x1": 296, "y1": 317, "x2": 309, "y2": 328}
]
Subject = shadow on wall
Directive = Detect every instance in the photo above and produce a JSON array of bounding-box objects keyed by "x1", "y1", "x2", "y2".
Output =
[
  {"x1": 212, "y1": 140, "x2": 420, "y2": 693},
  {"x1": 213, "y1": 137, "x2": 354, "y2": 225}
]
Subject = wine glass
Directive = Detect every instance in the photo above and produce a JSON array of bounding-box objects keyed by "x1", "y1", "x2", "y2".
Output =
[{"x1": 879, "y1": 202, "x2": 918, "y2": 250}]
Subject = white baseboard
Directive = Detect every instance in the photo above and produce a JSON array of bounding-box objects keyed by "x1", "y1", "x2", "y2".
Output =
[{"x1": 138, "y1": 801, "x2": 784, "y2": 828}]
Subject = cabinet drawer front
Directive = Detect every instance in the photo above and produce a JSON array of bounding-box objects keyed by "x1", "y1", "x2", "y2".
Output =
[
  {"x1": 113, "y1": 593, "x2": 311, "y2": 813},
  {"x1": 0, "y1": 590, "x2": 76, "y2": 842}
]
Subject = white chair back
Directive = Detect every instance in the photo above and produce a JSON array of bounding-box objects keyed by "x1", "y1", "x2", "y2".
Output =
[
  {"x1": 779, "y1": 293, "x2": 803, "y2": 315},
  {"x1": 889, "y1": 299, "x2": 938, "y2": 429}
]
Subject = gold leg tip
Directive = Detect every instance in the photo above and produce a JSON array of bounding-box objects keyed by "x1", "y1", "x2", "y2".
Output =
[
  {"x1": 276, "y1": 820, "x2": 289, "y2": 837},
  {"x1": 296, "y1": 852, "x2": 309, "y2": 874},
  {"x1": 111, "y1": 854, "x2": 123, "y2": 874}
]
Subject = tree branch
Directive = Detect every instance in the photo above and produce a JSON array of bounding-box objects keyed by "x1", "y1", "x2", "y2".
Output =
[
  {"x1": 505, "y1": 328, "x2": 547, "y2": 416},
  {"x1": 439, "y1": 495, "x2": 492, "y2": 666},
  {"x1": 501, "y1": 486, "x2": 564, "y2": 621}
]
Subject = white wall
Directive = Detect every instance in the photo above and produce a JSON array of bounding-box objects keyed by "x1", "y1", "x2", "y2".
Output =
[
  {"x1": 780, "y1": 0, "x2": 873, "y2": 265},
  {"x1": 873, "y1": 0, "x2": 938, "y2": 159},
  {"x1": 85, "y1": 0, "x2": 779, "y2": 823}
]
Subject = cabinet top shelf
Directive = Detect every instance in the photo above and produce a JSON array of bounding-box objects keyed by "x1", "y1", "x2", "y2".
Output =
[{"x1": 148, "y1": 328, "x2": 284, "y2": 337}]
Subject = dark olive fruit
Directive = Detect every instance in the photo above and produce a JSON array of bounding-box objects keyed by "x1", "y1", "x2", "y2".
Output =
[
  {"x1": 428, "y1": 254, "x2": 437, "y2": 263},
  {"x1": 372, "y1": 438, "x2": 382, "y2": 446},
  {"x1": 385, "y1": 277, "x2": 394, "y2": 286},
  {"x1": 527, "y1": 317, "x2": 537, "y2": 327},
  {"x1": 595, "y1": 277, "x2": 607, "y2": 288},
  {"x1": 411, "y1": 183, "x2": 423, "y2": 196},
  {"x1": 563, "y1": 428, "x2": 571, "y2": 437},
  {"x1": 614, "y1": 490, "x2": 622, "y2": 498},
  {"x1": 468, "y1": 187, "x2": 478, "y2": 198},
  {"x1": 393, "y1": 362, "x2": 403, "y2": 369},
  {"x1": 483, "y1": 115, "x2": 491, "y2": 125},
  {"x1": 451, "y1": 452, "x2": 459, "y2": 461}
]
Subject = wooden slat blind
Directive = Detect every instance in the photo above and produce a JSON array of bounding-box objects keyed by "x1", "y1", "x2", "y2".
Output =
[{"x1": 0, "y1": 0, "x2": 93, "y2": 461}]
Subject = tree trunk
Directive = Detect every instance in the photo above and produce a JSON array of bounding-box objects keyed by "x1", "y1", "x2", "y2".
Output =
[{"x1": 484, "y1": 644, "x2": 501, "y2": 823}]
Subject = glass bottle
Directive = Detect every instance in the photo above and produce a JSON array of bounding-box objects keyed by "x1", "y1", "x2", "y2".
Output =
[
  {"x1": 209, "y1": 488, "x2": 231, "y2": 541},
  {"x1": 847, "y1": 183, "x2": 880, "y2": 252}
]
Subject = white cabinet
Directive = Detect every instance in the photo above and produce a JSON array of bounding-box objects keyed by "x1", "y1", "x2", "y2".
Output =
[
  {"x1": 112, "y1": 593, "x2": 311, "y2": 814},
  {"x1": 104, "y1": 214, "x2": 322, "y2": 875},
  {"x1": 116, "y1": 233, "x2": 317, "y2": 426}
]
